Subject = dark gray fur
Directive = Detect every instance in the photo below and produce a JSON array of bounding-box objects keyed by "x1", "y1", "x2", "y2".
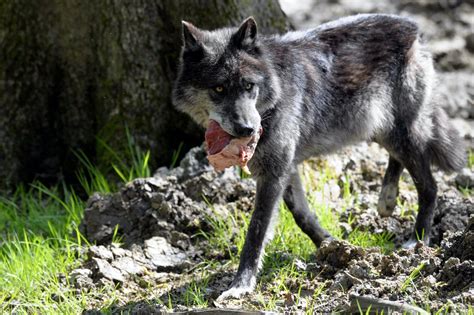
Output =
[{"x1": 172, "y1": 14, "x2": 466, "y2": 299}]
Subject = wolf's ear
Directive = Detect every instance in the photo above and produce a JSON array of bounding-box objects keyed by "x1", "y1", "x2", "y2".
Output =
[
  {"x1": 182, "y1": 21, "x2": 202, "y2": 51},
  {"x1": 232, "y1": 17, "x2": 258, "y2": 48}
]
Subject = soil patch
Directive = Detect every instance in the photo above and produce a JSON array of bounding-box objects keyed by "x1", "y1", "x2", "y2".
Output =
[{"x1": 77, "y1": 145, "x2": 472, "y2": 313}]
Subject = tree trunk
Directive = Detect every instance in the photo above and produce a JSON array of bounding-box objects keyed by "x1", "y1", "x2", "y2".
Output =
[{"x1": 0, "y1": 0, "x2": 289, "y2": 189}]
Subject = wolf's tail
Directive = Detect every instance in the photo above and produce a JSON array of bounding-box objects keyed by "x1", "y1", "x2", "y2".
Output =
[{"x1": 427, "y1": 108, "x2": 466, "y2": 173}]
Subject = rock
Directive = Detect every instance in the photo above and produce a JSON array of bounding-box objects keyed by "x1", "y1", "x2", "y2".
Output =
[
  {"x1": 442, "y1": 217, "x2": 474, "y2": 261},
  {"x1": 294, "y1": 258, "x2": 307, "y2": 271},
  {"x1": 111, "y1": 257, "x2": 146, "y2": 276},
  {"x1": 69, "y1": 268, "x2": 94, "y2": 289},
  {"x1": 178, "y1": 146, "x2": 214, "y2": 180},
  {"x1": 435, "y1": 49, "x2": 474, "y2": 71},
  {"x1": 170, "y1": 231, "x2": 190, "y2": 250},
  {"x1": 455, "y1": 168, "x2": 474, "y2": 189},
  {"x1": 444, "y1": 257, "x2": 461, "y2": 273},
  {"x1": 316, "y1": 240, "x2": 366, "y2": 271},
  {"x1": 450, "y1": 118, "x2": 474, "y2": 143},
  {"x1": 330, "y1": 272, "x2": 353, "y2": 291},
  {"x1": 144, "y1": 236, "x2": 190, "y2": 272},
  {"x1": 89, "y1": 245, "x2": 114, "y2": 261},
  {"x1": 110, "y1": 245, "x2": 128, "y2": 258},
  {"x1": 431, "y1": 195, "x2": 474, "y2": 246},
  {"x1": 429, "y1": 36, "x2": 473, "y2": 71},
  {"x1": 437, "y1": 72, "x2": 474, "y2": 119},
  {"x1": 81, "y1": 146, "x2": 256, "y2": 245},
  {"x1": 90, "y1": 258, "x2": 125, "y2": 283},
  {"x1": 421, "y1": 275, "x2": 437, "y2": 287}
]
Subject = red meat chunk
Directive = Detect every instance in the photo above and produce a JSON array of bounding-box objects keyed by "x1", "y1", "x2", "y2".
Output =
[{"x1": 205, "y1": 120, "x2": 262, "y2": 173}]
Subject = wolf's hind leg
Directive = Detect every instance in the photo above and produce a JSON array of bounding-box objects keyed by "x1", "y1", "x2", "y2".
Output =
[
  {"x1": 377, "y1": 156, "x2": 404, "y2": 217},
  {"x1": 397, "y1": 149, "x2": 437, "y2": 248},
  {"x1": 283, "y1": 170, "x2": 333, "y2": 246}
]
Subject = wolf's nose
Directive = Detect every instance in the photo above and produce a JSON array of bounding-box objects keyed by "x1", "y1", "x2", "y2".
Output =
[{"x1": 234, "y1": 123, "x2": 255, "y2": 137}]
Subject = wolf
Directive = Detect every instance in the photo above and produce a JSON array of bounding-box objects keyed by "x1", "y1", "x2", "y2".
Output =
[{"x1": 172, "y1": 14, "x2": 466, "y2": 299}]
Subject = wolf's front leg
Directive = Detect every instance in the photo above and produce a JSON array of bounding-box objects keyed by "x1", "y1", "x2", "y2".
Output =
[{"x1": 217, "y1": 174, "x2": 287, "y2": 300}]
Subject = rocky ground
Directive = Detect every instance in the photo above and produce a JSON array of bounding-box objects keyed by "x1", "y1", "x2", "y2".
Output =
[
  {"x1": 75, "y1": 145, "x2": 472, "y2": 314},
  {"x1": 73, "y1": 0, "x2": 473, "y2": 314}
]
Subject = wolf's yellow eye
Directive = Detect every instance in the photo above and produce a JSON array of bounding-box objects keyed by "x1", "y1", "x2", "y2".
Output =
[
  {"x1": 245, "y1": 82, "x2": 254, "y2": 91},
  {"x1": 214, "y1": 86, "x2": 224, "y2": 93}
]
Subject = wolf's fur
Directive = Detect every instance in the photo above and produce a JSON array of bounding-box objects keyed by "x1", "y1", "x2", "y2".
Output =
[{"x1": 172, "y1": 14, "x2": 466, "y2": 299}]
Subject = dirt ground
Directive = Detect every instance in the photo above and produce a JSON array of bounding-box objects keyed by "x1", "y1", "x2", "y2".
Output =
[
  {"x1": 75, "y1": 0, "x2": 473, "y2": 313},
  {"x1": 77, "y1": 144, "x2": 472, "y2": 313}
]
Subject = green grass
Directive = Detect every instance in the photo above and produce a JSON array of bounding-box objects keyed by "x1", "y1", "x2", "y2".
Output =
[
  {"x1": 458, "y1": 149, "x2": 473, "y2": 197},
  {"x1": 0, "y1": 133, "x2": 151, "y2": 314},
  {"x1": 467, "y1": 149, "x2": 474, "y2": 169},
  {"x1": 78, "y1": 128, "x2": 151, "y2": 195},
  {"x1": 183, "y1": 277, "x2": 210, "y2": 308},
  {"x1": 0, "y1": 183, "x2": 88, "y2": 313},
  {"x1": 401, "y1": 262, "x2": 425, "y2": 292}
]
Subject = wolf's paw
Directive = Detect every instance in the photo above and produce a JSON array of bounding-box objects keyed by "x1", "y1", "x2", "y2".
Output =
[
  {"x1": 402, "y1": 238, "x2": 418, "y2": 249},
  {"x1": 216, "y1": 285, "x2": 253, "y2": 301},
  {"x1": 402, "y1": 236, "x2": 429, "y2": 249},
  {"x1": 377, "y1": 184, "x2": 398, "y2": 217}
]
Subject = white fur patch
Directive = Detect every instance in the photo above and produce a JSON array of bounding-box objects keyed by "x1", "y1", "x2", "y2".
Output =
[
  {"x1": 360, "y1": 79, "x2": 394, "y2": 139},
  {"x1": 217, "y1": 278, "x2": 256, "y2": 301},
  {"x1": 179, "y1": 88, "x2": 212, "y2": 127},
  {"x1": 317, "y1": 14, "x2": 399, "y2": 31},
  {"x1": 278, "y1": 30, "x2": 313, "y2": 42},
  {"x1": 208, "y1": 111, "x2": 223, "y2": 126},
  {"x1": 369, "y1": 86, "x2": 394, "y2": 137},
  {"x1": 235, "y1": 93, "x2": 259, "y2": 113},
  {"x1": 405, "y1": 39, "x2": 436, "y2": 143}
]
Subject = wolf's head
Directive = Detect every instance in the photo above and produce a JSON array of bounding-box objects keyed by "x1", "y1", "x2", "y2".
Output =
[{"x1": 172, "y1": 17, "x2": 280, "y2": 138}]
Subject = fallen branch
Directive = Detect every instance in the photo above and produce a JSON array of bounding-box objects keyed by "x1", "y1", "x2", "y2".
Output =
[{"x1": 349, "y1": 295, "x2": 429, "y2": 315}]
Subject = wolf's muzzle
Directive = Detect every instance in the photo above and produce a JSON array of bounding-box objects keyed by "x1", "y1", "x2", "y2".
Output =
[{"x1": 234, "y1": 123, "x2": 256, "y2": 137}]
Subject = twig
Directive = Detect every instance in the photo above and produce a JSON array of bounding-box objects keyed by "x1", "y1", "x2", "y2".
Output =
[{"x1": 349, "y1": 295, "x2": 429, "y2": 315}]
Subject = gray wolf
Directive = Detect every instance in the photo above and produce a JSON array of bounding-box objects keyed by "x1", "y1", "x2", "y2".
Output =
[{"x1": 172, "y1": 14, "x2": 466, "y2": 299}]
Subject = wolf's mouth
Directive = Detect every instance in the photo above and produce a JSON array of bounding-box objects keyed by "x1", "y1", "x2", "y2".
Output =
[{"x1": 205, "y1": 120, "x2": 262, "y2": 173}]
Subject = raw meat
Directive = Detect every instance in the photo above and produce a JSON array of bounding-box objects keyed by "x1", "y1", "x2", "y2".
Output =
[{"x1": 205, "y1": 120, "x2": 262, "y2": 173}]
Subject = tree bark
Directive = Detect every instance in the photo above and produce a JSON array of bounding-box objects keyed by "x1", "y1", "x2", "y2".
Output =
[{"x1": 0, "y1": 0, "x2": 289, "y2": 189}]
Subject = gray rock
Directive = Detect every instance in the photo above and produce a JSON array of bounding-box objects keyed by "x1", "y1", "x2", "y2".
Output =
[
  {"x1": 130, "y1": 245, "x2": 150, "y2": 265},
  {"x1": 69, "y1": 268, "x2": 94, "y2": 289},
  {"x1": 144, "y1": 236, "x2": 190, "y2": 272},
  {"x1": 170, "y1": 230, "x2": 190, "y2": 250},
  {"x1": 330, "y1": 271, "x2": 353, "y2": 291},
  {"x1": 111, "y1": 256, "x2": 146, "y2": 275},
  {"x1": 91, "y1": 258, "x2": 125, "y2": 282},
  {"x1": 450, "y1": 118, "x2": 474, "y2": 142},
  {"x1": 455, "y1": 168, "x2": 474, "y2": 189},
  {"x1": 110, "y1": 245, "x2": 128, "y2": 258},
  {"x1": 145, "y1": 176, "x2": 170, "y2": 191},
  {"x1": 437, "y1": 72, "x2": 474, "y2": 119},
  {"x1": 89, "y1": 245, "x2": 114, "y2": 261},
  {"x1": 178, "y1": 146, "x2": 214, "y2": 180}
]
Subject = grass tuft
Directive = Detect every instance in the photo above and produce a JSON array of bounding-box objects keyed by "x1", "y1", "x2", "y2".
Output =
[
  {"x1": 0, "y1": 184, "x2": 87, "y2": 313},
  {"x1": 76, "y1": 127, "x2": 151, "y2": 195},
  {"x1": 401, "y1": 262, "x2": 425, "y2": 292},
  {"x1": 0, "y1": 132, "x2": 152, "y2": 313}
]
